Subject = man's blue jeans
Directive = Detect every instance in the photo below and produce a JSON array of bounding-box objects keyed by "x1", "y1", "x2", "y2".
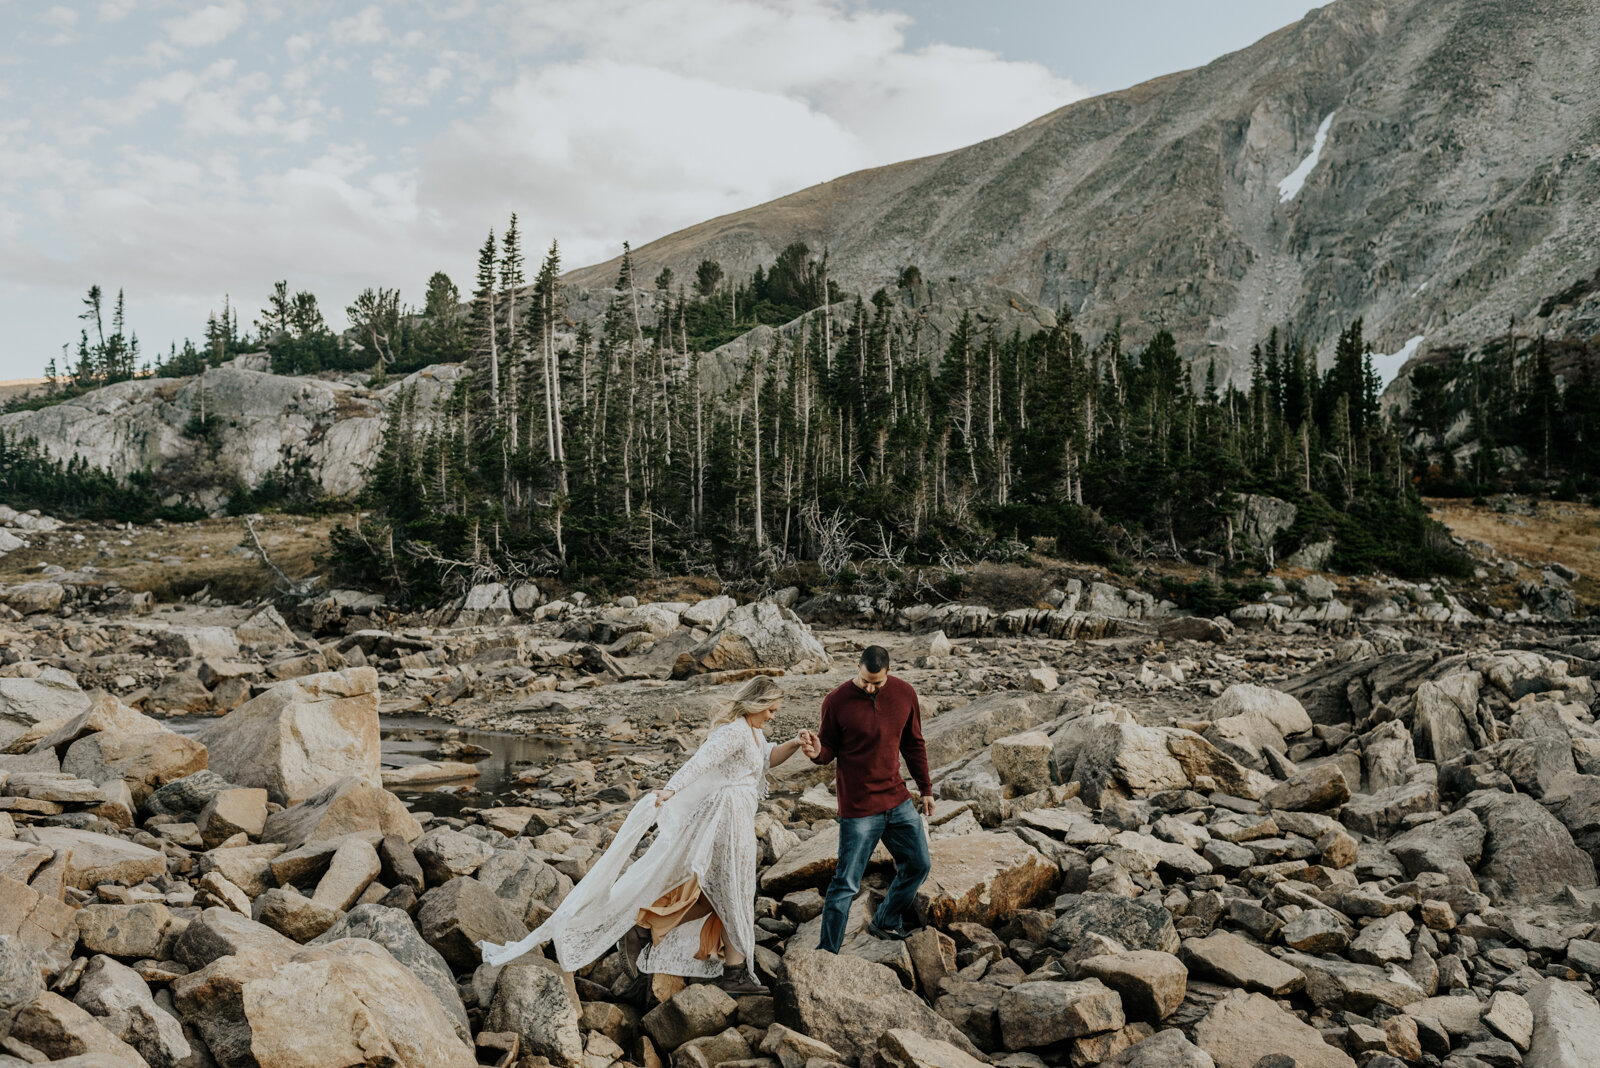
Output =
[{"x1": 818, "y1": 798, "x2": 931, "y2": 952}]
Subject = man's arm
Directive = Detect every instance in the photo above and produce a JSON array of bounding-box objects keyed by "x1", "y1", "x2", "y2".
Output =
[
  {"x1": 810, "y1": 697, "x2": 840, "y2": 765},
  {"x1": 899, "y1": 687, "x2": 934, "y2": 811}
]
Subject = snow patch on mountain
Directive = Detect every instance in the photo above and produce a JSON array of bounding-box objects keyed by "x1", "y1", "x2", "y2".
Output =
[{"x1": 1277, "y1": 111, "x2": 1336, "y2": 202}]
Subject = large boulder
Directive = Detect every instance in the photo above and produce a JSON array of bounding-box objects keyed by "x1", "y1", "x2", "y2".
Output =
[
  {"x1": 28, "y1": 694, "x2": 166, "y2": 756},
  {"x1": 241, "y1": 938, "x2": 476, "y2": 1068},
  {"x1": 775, "y1": 948, "x2": 982, "y2": 1063},
  {"x1": 8, "y1": 990, "x2": 151, "y2": 1065},
  {"x1": 914, "y1": 832, "x2": 1057, "y2": 928},
  {"x1": 1412, "y1": 673, "x2": 1481, "y2": 760},
  {"x1": 312, "y1": 904, "x2": 470, "y2": 1044},
  {"x1": 260, "y1": 776, "x2": 421, "y2": 849},
  {"x1": 759, "y1": 822, "x2": 892, "y2": 896},
  {"x1": 1524, "y1": 978, "x2": 1600, "y2": 1068},
  {"x1": 0, "y1": 669, "x2": 93, "y2": 749},
  {"x1": 74, "y1": 954, "x2": 191, "y2": 1068},
  {"x1": 416, "y1": 877, "x2": 526, "y2": 971},
  {"x1": 484, "y1": 958, "x2": 584, "y2": 1067},
  {"x1": 0, "y1": 934, "x2": 42, "y2": 1041},
  {"x1": 28, "y1": 828, "x2": 166, "y2": 891},
  {"x1": 1075, "y1": 951, "x2": 1188, "y2": 1022},
  {"x1": 1463, "y1": 789, "x2": 1596, "y2": 903},
  {"x1": 676, "y1": 602, "x2": 829, "y2": 676},
  {"x1": 1048, "y1": 894, "x2": 1179, "y2": 954},
  {"x1": 1192, "y1": 989, "x2": 1356, "y2": 1068},
  {"x1": 1209, "y1": 684, "x2": 1312, "y2": 736},
  {"x1": 1387, "y1": 808, "x2": 1484, "y2": 884},
  {"x1": 197, "y1": 667, "x2": 380, "y2": 805},
  {"x1": 997, "y1": 979, "x2": 1125, "y2": 1050},
  {"x1": 62, "y1": 730, "x2": 208, "y2": 805},
  {"x1": 173, "y1": 908, "x2": 300, "y2": 970}
]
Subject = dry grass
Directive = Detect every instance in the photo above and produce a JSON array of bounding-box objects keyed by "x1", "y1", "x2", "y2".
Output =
[
  {"x1": 1426, "y1": 498, "x2": 1600, "y2": 580},
  {"x1": 0, "y1": 514, "x2": 342, "y2": 602}
]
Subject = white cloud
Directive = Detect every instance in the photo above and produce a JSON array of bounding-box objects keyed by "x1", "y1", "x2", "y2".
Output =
[
  {"x1": 0, "y1": 0, "x2": 1090, "y2": 378},
  {"x1": 40, "y1": 6, "x2": 78, "y2": 30},
  {"x1": 331, "y1": 5, "x2": 385, "y2": 45},
  {"x1": 166, "y1": 0, "x2": 246, "y2": 48}
]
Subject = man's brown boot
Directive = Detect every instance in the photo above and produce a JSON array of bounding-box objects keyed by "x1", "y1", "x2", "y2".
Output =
[{"x1": 716, "y1": 963, "x2": 769, "y2": 996}]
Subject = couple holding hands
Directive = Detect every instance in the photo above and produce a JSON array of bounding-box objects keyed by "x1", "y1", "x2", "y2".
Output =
[{"x1": 481, "y1": 645, "x2": 933, "y2": 995}]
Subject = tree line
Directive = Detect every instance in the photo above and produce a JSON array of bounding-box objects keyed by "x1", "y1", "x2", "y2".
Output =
[{"x1": 329, "y1": 220, "x2": 1475, "y2": 601}]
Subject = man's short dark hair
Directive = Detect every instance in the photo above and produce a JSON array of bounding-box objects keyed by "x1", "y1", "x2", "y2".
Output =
[{"x1": 860, "y1": 645, "x2": 891, "y2": 673}]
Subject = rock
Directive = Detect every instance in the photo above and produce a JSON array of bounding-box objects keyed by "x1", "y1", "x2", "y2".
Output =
[
  {"x1": 1463, "y1": 789, "x2": 1596, "y2": 903},
  {"x1": 1484, "y1": 990, "x2": 1534, "y2": 1051},
  {"x1": 1387, "y1": 808, "x2": 1484, "y2": 884},
  {"x1": 1105, "y1": 1028, "x2": 1216, "y2": 1066},
  {"x1": 0, "y1": 670, "x2": 93, "y2": 749},
  {"x1": 313, "y1": 903, "x2": 470, "y2": 1044},
  {"x1": 1076, "y1": 951, "x2": 1187, "y2": 1021},
  {"x1": 643, "y1": 983, "x2": 737, "y2": 1050},
  {"x1": 1279, "y1": 953, "x2": 1426, "y2": 1013},
  {"x1": 1339, "y1": 775, "x2": 1438, "y2": 837},
  {"x1": 1192, "y1": 989, "x2": 1356, "y2": 1068},
  {"x1": 678, "y1": 602, "x2": 829, "y2": 676},
  {"x1": 914, "y1": 832, "x2": 1057, "y2": 927},
  {"x1": 416, "y1": 876, "x2": 526, "y2": 971},
  {"x1": 170, "y1": 950, "x2": 282, "y2": 1068},
  {"x1": 0, "y1": 934, "x2": 43, "y2": 1041},
  {"x1": 462, "y1": 582, "x2": 512, "y2": 614},
  {"x1": 260, "y1": 776, "x2": 421, "y2": 849},
  {"x1": 675, "y1": 1027, "x2": 752, "y2": 1068},
  {"x1": 380, "y1": 761, "x2": 480, "y2": 787},
  {"x1": 62, "y1": 730, "x2": 208, "y2": 805},
  {"x1": 29, "y1": 828, "x2": 165, "y2": 890},
  {"x1": 9, "y1": 990, "x2": 150, "y2": 1065},
  {"x1": 760, "y1": 1021, "x2": 842, "y2": 1068},
  {"x1": 1025, "y1": 665, "x2": 1058, "y2": 693},
  {"x1": 1071, "y1": 722, "x2": 1189, "y2": 805},
  {"x1": 74, "y1": 955, "x2": 191, "y2": 1068},
  {"x1": 310, "y1": 836, "x2": 381, "y2": 910},
  {"x1": 1348, "y1": 912, "x2": 1413, "y2": 965},
  {"x1": 76, "y1": 904, "x2": 174, "y2": 960},
  {"x1": 243, "y1": 938, "x2": 476, "y2": 1068},
  {"x1": 236, "y1": 605, "x2": 297, "y2": 646},
  {"x1": 1413, "y1": 674, "x2": 1480, "y2": 761},
  {"x1": 484, "y1": 958, "x2": 584, "y2": 1067},
  {"x1": 1263, "y1": 763, "x2": 1350, "y2": 811},
  {"x1": 413, "y1": 827, "x2": 494, "y2": 886},
  {"x1": 1, "y1": 581, "x2": 64, "y2": 615},
  {"x1": 252, "y1": 888, "x2": 342, "y2": 943},
  {"x1": 991, "y1": 731, "x2": 1057, "y2": 794},
  {"x1": 681, "y1": 596, "x2": 736, "y2": 630},
  {"x1": 149, "y1": 625, "x2": 239, "y2": 660},
  {"x1": 876, "y1": 1028, "x2": 987, "y2": 1068},
  {"x1": 196, "y1": 667, "x2": 381, "y2": 805},
  {"x1": 1523, "y1": 978, "x2": 1600, "y2": 1068},
  {"x1": 196, "y1": 788, "x2": 269, "y2": 848},
  {"x1": 173, "y1": 907, "x2": 299, "y2": 970},
  {"x1": 1, "y1": 873, "x2": 80, "y2": 952},
  {"x1": 774, "y1": 948, "x2": 982, "y2": 1063},
  {"x1": 997, "y1": 978, "x2": 1125, "y2": 1049},
  {"x1": 198, "y1": 842, "x2": 282, "y2": 898},
  {"x1": 28, "y1": 694, "x2": 165, "y2": 756},
  {"x1": 1048, "y1": 893, "x2": 1179, "y2": 954},
  {"x1": 1179, "y1": 932, "x2": 1303, "y2": 995},
  {"x1": 143, "y1": 770, "x2": 234, "y2": 822},
  {"x1": 1211, "y1": 685, "x2": 1312, "y2": 736},
  {"x1": 905, "y1": 926, "x2": 957, "y2": 997},
  {"x1": 1281, "y1": 910, "x2": 1349, "y2": 953}
]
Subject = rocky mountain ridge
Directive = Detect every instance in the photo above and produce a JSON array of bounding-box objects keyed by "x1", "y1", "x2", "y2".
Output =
[{"x1": 566, "y1": 0, "x2": 1600, "y2": 390}]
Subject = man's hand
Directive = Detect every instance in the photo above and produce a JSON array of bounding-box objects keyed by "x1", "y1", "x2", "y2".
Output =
[
  {"x1": 918, "y1": 793, "x2": 936, "y2": 817},
  {"x1": 655, "y1": 789, "x2": 675, "y2": 806},
  {"x1": 798, "y1": 729, "x2": 821, "y2": 759}
]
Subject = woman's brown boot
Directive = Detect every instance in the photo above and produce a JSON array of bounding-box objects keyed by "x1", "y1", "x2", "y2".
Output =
[{"x1": 716, "y1": 963, "x2": 769, "y2": 996}]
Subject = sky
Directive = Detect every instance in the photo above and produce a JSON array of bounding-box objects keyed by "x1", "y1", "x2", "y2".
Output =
[{"x1": 0, "y1": 0, "x2": 1323, "y2": 381}]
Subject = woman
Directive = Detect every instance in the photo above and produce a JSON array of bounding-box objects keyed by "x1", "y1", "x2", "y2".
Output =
[{"x1": 479, "y1": 675, "x2": 803, "y2": 995}]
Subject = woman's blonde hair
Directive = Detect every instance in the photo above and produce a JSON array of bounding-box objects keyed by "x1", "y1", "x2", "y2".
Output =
[{"x1": 709, "y1": 675, "x2": 784, "y2": 728}]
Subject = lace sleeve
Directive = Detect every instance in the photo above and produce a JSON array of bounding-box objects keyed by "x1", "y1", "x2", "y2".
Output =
[{"x1": 665, "y1": 723, "x2": 746, "y2": 793}]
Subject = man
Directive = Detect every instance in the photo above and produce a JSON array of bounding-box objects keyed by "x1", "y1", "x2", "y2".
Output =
[{"x1": 798, "y1": 645, "x2": 933, "y2": 952}]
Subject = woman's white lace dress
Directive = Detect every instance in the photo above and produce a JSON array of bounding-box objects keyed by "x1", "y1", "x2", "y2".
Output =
[{"x1": 479, "y1": 719, "x2": 772, "y2": 978}]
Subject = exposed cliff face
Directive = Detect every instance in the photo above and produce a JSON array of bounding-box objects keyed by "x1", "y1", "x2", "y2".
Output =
[
  {"x1": 0, "y1": 364, "x2": 467, "y2": 512},
  {"x1": 565, "y1": 0, "x2": 1600, "y2": 386}
]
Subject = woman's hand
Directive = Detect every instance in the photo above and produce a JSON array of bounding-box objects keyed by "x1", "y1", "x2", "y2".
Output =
[
  {"x1": 798, "y1": 730, "x2": 822, "y2": 759},
  {"x1": 654, "y1": 789, "x2": 674, "y2": 806}
]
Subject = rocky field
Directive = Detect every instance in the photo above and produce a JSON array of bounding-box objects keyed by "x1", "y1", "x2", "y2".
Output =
[{"x1": 4, "y1": 504, "x2": 1600, "y2": 1067}]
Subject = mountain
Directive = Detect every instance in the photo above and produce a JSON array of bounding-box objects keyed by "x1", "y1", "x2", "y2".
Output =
[{"x1": 566, "y1": 0, "x2": 1600, "y2": 387}]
